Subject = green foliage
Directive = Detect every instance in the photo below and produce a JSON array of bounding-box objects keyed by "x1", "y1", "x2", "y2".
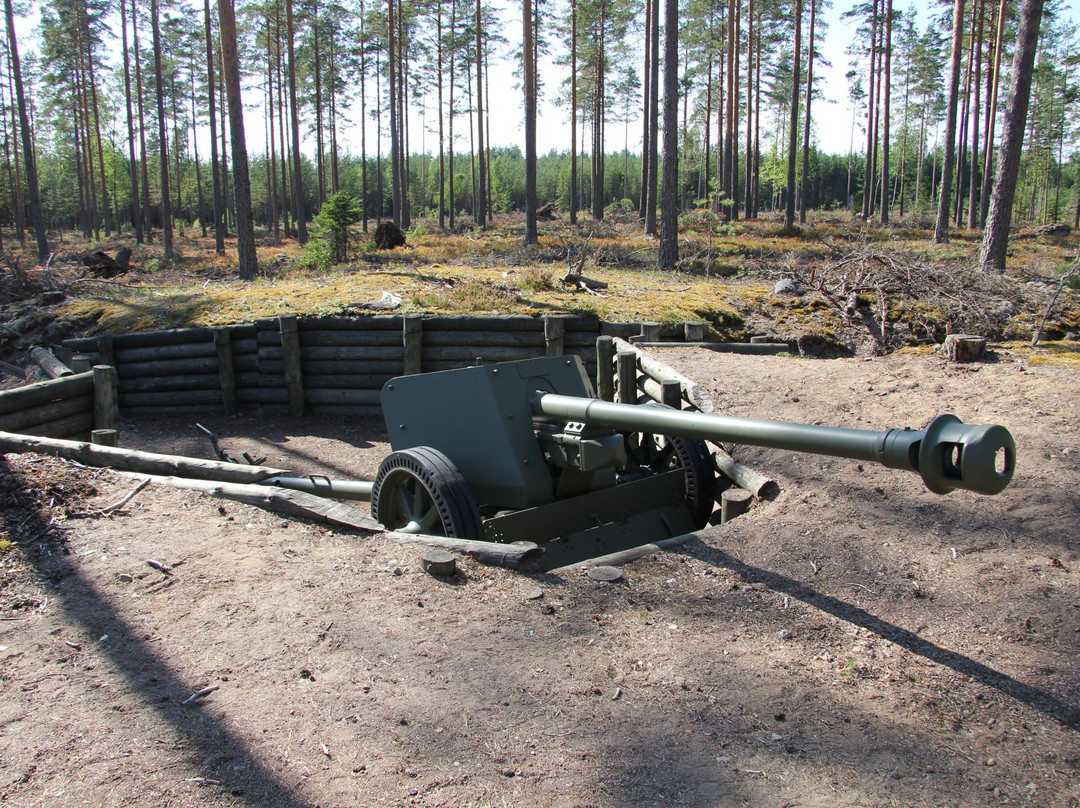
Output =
[{"x1": 304, "y1": 192, "x2": 362, "y2": 269}]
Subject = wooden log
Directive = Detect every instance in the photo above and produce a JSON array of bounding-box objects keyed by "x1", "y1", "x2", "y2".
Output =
[
  {"x1": 111, "y1": 471, "x2": 543, "y2": 571},
  {"x1": 230, "y1": 338, "x2": 258, "y2": 354},
  {"x1": 13, "y1": 412, "x2": 95, "y2": 439},
  {"x1": 232, "y1": 354, "x2": 259, "y2": 372},
  {"x1": 611, "y1": 338, "x2": 715, "y2": 412},
  {"x1": 66, "y1": 327, "x2": 215, "y2": 352},
  {"x1": 0, "y1": 430, "x2": 292, "y2": 482},
  {"x1": 307, "y1": 404, "x2": 383, "y2": 418},
  {"x1": 122, "y1": 405, "x2": 232, "y2": 416},
  {"x1": 711, "y1": 446, "x2": 778, "y2": 498},
  {"x1": 636, "y1": 342, "x2": 791, "y2": 355},
  {"x1": 69, "y1": 354, "x2": 92, "y2": 373},
  {"x1": 117, "y1": 373, "x2": 221, "y2": 394},
  {"x1": 942, "y1": 334, "x2": 986, "y2": 363},
  {"x1": 565, "y1": 333, "x2": 602, "y2": 348},
  {"x1": 0, "y1": 394, "x2": 94, "y2": 433},
  {"x1": 595, "y1": 335, "x2": 615, "y2": 401},
  {"x1": 403, "y1": 315, "x2": 422, "y2": 375},
  {"x1": 617, "y1": 351, "x2": 638, "y2": 405},
  {"x1": 684, "y1": 321, "x2": 708, "y2": 341},
  {"x1": 255, "y1": 315, "x2": 403, "y2": 331},
  {"x1": 552, "y1": 532, "x2": 698, "y2": 572},
  {"x1": 302, "y1": 373, "x2": 394, "y2": 390},
  {"x1": 256, "y1": 328, "x2": 404, "y2": 347},
  {"x1": 424, "y1": 315, "x2": 546, "y2": 331},
  {"x1": 544, "y1": 316, "x2": 566, "y2": 357},
  {"x1": 97, "y1": 336, "x2": 115, "y2": 368},
  {"x1": 118, "y1": 357, "x2": 220, "y2": 377},
  {"x1": 118, "y1": 390, "x2": 227, "y2": 408},
  {"x1": 304, "y1": 388, "x2": 381, "y2": 406},
  {"x1": 419, "y1": 346, "x2": 542, "y2": 363},
  {"x1": 721, "y1": 488, "x2": 753, "y2": 523},
  {"x1": 91, "y1": 429, "x2": 119, "y2": 447},
  {"x1": 114, "y1": 342, "x2": 217, "y2": 363},
  {"x1": 420, "y1": 331, "x2": 545, "y2": 347},
  {"x1": 258, "y1": 345, "x2": 405, "y2": 362},
  {"x1": 0, "y1": 371, "x2": 94, "y2": 415},
  {"x1": 279, "y1": 315, "x2": 305, "y2": 417},
  {"x1": 214, "y1": 328, "x2": 237, "y2": 416},
  {"x1": 93, "y1": 365, "x2": 118, "y2": 429},
  {"x1": 29, "y1": 347, "x2": 74, "y2": 378},
  {"x1": 258, "y1": 358, "x2": 402, "y2": 376}
]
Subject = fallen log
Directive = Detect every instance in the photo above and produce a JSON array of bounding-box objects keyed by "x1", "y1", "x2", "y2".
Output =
[
  {"x1": 29, "y1": 347, "x2": 74, "y2": 379},
  {"x1": 711, "y1": 446, "x2": 778, "y2": 498},
  {"x1": 0, "y1": 430, "x2": 291, "y2": 483},
  {"x1": 115, "y1": 472, "x2": 543, "y2": 571}
]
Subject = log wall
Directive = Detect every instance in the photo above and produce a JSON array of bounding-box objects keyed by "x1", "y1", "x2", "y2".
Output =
[
  {"x1": 0, "y1": 371, "x2": 97, "y2": 438},
  {"x1": 58, "y1": 315, "x2": 639, "y2": 418}
]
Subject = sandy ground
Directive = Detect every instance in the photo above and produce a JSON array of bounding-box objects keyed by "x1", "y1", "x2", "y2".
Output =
[{"x1": 1, "y1": 347, "x2": 1079, "y2": 807}]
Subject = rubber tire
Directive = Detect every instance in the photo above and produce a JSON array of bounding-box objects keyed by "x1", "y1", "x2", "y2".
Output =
[
  {"x1": 371, "y1": 447, "x2": 484, "y2": 539},
  {"x1": 621, "y1": 417, "x2": 716, "y2": 530}
]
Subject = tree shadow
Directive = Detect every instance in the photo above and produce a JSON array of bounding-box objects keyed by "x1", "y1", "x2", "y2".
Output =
[
  {"x1": 678, "y1": 538, "x2": 1080, "y2": 731},
  {"x1": 1, "y1": 455, "x2": 314, "y2": 807}
]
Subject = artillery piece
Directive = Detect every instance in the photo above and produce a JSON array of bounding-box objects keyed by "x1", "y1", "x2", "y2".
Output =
[{"x1": 367, "y1": 356, "x2": 1015, "y2": 569}]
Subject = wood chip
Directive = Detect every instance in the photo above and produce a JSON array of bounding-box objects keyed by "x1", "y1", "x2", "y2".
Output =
[{"x1": 181, "y1": 684, "x2": 219, "y2": 706}]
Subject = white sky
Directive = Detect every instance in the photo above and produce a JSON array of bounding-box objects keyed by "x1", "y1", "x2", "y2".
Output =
[{"x1": 13, "y1": 0, "x2": 1080, "y2": 160}]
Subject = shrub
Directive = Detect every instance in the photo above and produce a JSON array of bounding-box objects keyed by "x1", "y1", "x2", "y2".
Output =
[{"x1": 305, "y1": 191, "x2": 362, "y2": 268}]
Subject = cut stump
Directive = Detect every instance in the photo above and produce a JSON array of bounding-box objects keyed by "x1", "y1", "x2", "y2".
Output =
[{"x1": 943, "y1": 335, "x2": 986, "y2": 363}]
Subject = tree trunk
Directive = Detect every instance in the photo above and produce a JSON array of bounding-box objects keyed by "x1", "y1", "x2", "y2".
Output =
[
  {"x1": 800, "y1": 0, "x2": 815, "y2": 223},
  {"x1": 4, "y1": 0, "x2": 47, "y2": 261},
  {"x1": 474, "y1": 0, "x2": 486, "y2": 228},
  {"x1": 219, "y1": 0, "x2": 259, "y2": 280},
  {"x1": 205, "y1": 0, "x2": 225, "y2": 254},
  {"x1": 880, "y1": 0, "x2": 892, "y2": 224},
  {"x1": 523, "y1": 0, "x2": 537, "y2": 244},
  {"x1": 979, "y1": 0, "x2": 1006, "y2": 227},
  {"x1": 979, "y1": 0, "x2": 1046, "y2": 272},
  {"x1": 120, "y1": 0, "x2": 142, "y2": 243},
  {"x1": 934, "y1": 0, "x2": 966, "y2": 244},
  {"x1": 286, "y1": 0, "x2": 307, "y2": 243},
  {"x1": 150, "y1": 0, "x2": 174, "y2": 257},
  {"x1": 658, "y1": 0, "x2": 679, "y2": 270},
  {"x1": 784, "y1": 0, "x2": 802, "y2": 229},
  {"x1": 644, "y1": 0, "x2": 659, "y2": 235}
]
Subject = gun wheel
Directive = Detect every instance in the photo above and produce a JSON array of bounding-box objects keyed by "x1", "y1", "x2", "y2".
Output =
[
  {"x1": 622, "y1": 425, "x2": 716, "y2": 530},
  {"x1": 372, "y1": 447, "x2": 484, "y2": 540}
]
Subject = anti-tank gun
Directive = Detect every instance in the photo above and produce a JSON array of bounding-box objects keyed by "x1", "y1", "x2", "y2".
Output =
[{"x1": 367, "y1": 356, "x2": 1015, "y2": 569}]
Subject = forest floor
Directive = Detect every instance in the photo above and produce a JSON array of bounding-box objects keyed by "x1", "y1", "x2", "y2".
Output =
[{"x1": 0, "y1": 215, "x2": 1079, "y2": 807}]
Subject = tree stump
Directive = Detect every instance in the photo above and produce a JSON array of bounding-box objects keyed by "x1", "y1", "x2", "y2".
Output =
[
  {"x1": 943, "y1": 334, "x2": 986, "y2": 363},
  {"x1": 721, "y1": 488, "x2": 753, "y2": 524},
  {"x1": 420, "y1": 549, "x2": 457, "y2": 576},
  {"x1": 373, "y1": 221, "x2": 406, "y2": 249}
]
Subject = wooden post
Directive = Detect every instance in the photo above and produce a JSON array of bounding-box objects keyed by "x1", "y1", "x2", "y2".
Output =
[
  {"x1": 638, "y1": 322, "x2": 662, "y2": 342},
  {"x1": 214, "y1": 328, "x2": 238, "y2": 415},
  {"x1": 595, "y1": 335, "x2": 615, "y2": 401},
  {"x1": 279, "y1": 315, "x2": 305, "y2": 416},
  {"x1": 93, "y1": 365, "x2": 118, "y2": 430},
  {"x1": 69, "y1": 354, "x2": 92, "y2": 373},
  {"x1": 943, "y1": 334, "x2": 986, "y2": 363},
  {"x1": 403, "y1": 315, "x2": 423, "y2": 375},
  {"x1": 721, "y1": 488, "x2": 753, "y2": 523},
  {"x1": 617, "y1": 351, "x2": 637, "y2": 405},
  {"x1": 91, "y1": 429, "x2": 119, "y2": 447},
  {"x1": 97, "y1": 335, "x2": 115, "y2": 368},
  {"x1": 684, "y1": 321, "x2": 707, "y2": 342},
  {"x1": 544, "y1": 316, "x2": 566, "y2": 357},
  {"x1": 661, "y1": 379, "x2": 682, "y2": 410}
]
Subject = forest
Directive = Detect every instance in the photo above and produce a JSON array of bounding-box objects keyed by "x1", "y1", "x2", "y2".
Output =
[{"x1": 0, "y1": 0, "x2": 1078, "y2": 276}]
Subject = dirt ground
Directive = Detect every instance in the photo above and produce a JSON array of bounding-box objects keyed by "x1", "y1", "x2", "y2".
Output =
[{"x1": 1, "y1": 347, "x2": 1079, "y2": 808}]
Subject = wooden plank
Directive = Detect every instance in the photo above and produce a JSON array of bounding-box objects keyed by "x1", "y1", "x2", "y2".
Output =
[{"x1": 0, "y1": 371, "x2": 94, "y2": 414}]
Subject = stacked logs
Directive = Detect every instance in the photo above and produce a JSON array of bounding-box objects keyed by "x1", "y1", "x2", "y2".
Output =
[{"x1": 0, "y1": 371, "x2": 97, "y2": 438}]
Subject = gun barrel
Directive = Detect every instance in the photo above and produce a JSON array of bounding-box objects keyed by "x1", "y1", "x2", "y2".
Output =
[{"x1": 532, "y1": 393, "x2": 1015, "y2": 496}]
